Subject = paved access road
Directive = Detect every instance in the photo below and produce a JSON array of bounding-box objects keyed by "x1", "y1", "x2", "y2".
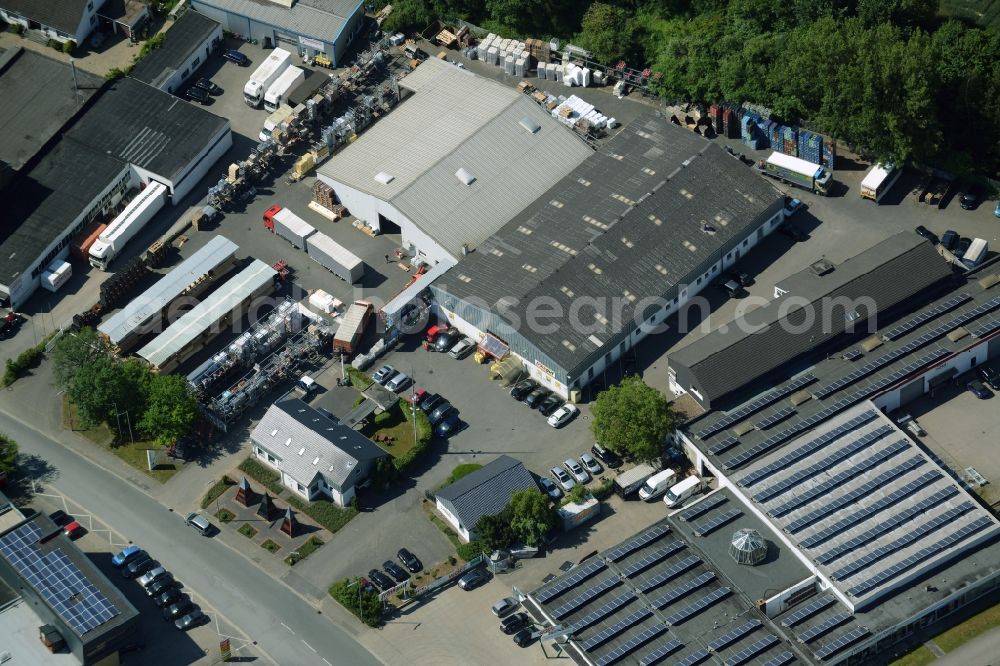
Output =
[{"x1": 0, "y1": 409, "x2": 380, "y2": 666}]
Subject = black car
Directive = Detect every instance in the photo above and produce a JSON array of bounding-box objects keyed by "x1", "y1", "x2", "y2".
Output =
[
  {"x1": 779, "y1": 223, "x2": 806, "y2": 242},
  {"x1": 48, "y1": 510, "x2": 72, "y2": 526},
  {"x1": 591, "y1": 444, "x2": 622, "y2": 469},
  {"x1": 954, "y1": 237, "x2": 972, "y2": 259},
  {"x1": 501, "y1": 613, "x2": 530, "y2": 635},
  {"x1": 222, "y1": 48, "x2": 249, "y2": 66},
  {"x1": 162, "y1": 599, "x2": 194, "y2": 620},
  {"x1": 960, "y1": 189, "x2": 980, "y2": 210},
  {"x1": 525, "y1": 387, "x2": 550, "y2": 409},
  {"x1": 457, "y1": 568, "x2": 489, "y2": 590},
  {"x1": 941, "y1": 229, "x2": 958, "y2": 250},
  {"x1": 122, "y1": 555, "x2": 156, "y2": 579},
  {"x1": 428, "y1": 402, "x2": 455, "y2": 425},
  {"x1": 512, "y1": 627, "x2": 535, "y2": 647},
  {"x1": 368, "y1": 568, "x2": 395, "y2": 591},
  {"x1": 510, "y1": 379, "x2": 538, "y2": 401},
  {"x1": 175, "y1": 610, "x2": 209, "y2": 631},
  {"x1": 727, "y1": 270, "x2": 752, "y2": 287},
  {"x1": 977, "y1": 366, "x2": 1000, "y2": 391},
  {"x1": 383, "y1": 560, "x2": 409, "y2": 582},
  {"x1": 154, "y1": 589, "x2": 188, "y2": 608},
  {"x1": 966, "y1": 379, "x2": 992, "y2": 400},
  {"x1": 914, "y1": 225, "x2": 938, "y2": 244},
  {"x1": 419, "y1": 393, "x2": 445, "y2": 414},
  {"x1": 433, "y1": 328, "x2": 462, "y2": 352},
  {"x1": 538, "y1": 394, "x2": 562, "y2": 416},
  {"x1": 434, "y1": 412, "x2": 463, "y2": 437},
  {"x1": 185, "y1": 86, "x2": 210, "y2": 104},
  {"x1": 397, "y1": 548, "x2": 422, "y2": 573},
  {"x1": 146, "y1": 578, "x2": 177, "y2": 597},
  {"x1": 194, "y1": 78, "x2": 222, "y2": 95}
]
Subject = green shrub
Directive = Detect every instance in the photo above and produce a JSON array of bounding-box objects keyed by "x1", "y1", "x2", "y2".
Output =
[
  {"x1": 62, "y1": 40, "x2": 75, "y2": 54},
  {"x1": 285, "y1": 495, "x2": 358, "y2": 534},
  {"x1": 138, "y1": 32, "x2": 165, "y2": 58},
  {"x1": 285, "y1": 536, "x2": 324, "y2": 566},
  {"x1": 237, "y1": 457, "x2": 283, "y2": 495},
  {"x1": 345, "y1": 366, "x2": 372, "y2": 388},
  {"x1": 456, "y1": 540, "x2": 489, "y2": 562},
  {"x1": 392, "y1": 407, "x2": 431, "y2": 471},
  {"x1": 592, "y1": 478, "x2": 615, "y2": 501},
  {"x1": 201, "y1": 475, "x2": 236, "y2": 509},
  {"x1": 436, "y1": 463, "x2": 482, "y2": 490},
  {"x1": 9, "y1": 23, "x2": 24, "y2": 35},
  {"x1": 330, "y1": 578, "x2": 382, "y2": 627},
  {"x1": 2, "y1": 336, "x2": 52, "y2": 388},
  {"x1": 562, "y1": 484, "x2": 589, "y2": 506}
]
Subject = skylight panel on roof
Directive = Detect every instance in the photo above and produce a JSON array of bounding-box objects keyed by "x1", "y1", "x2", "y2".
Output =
[
  {"x1": 519, "y1": 116, "x2": 541, "y2": 133},
  {"x1": 374, "y1": 172, "x2": 394, "y2": 184},
  {"x1": 455, "y1": 168, "x2": 476, "y2": 185}
]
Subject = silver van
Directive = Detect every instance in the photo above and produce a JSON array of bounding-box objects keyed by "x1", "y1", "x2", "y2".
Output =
[{"x1": 184, "y1": 513, "x2": 212, "y2": 536}]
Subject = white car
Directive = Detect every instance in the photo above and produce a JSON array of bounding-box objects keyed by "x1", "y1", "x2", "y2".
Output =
[
  {"x1": 538, "y1": 476, "x2": 562, "y2": 500},
  {"x1": 137, "y1": 566, "x2": 167, "y2": 588},
  {"x1": 580, "y1": 452, "x2": 602, "y2": 476},
  {"x1": 784, "y1": 197, "x2": 804, "y2": 217},
  {"x1": 385, "y1": 372, "x2": 411, "y2": 392},
  {"x1": 547, "y1": 404, "x2": 579, "y2": 428},
  {"x1": 564, "y1": 458, "x2": 590, "y2": 484},
  {"x1": 551, "y1": 466, "x2": 575, "y2": 492},
  {"x1": 372, "y1": 365, "x2": 397, "y2": 385}
]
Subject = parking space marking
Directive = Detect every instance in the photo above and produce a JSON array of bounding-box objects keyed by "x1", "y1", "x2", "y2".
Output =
[
  {"x1": 281, "y1": 621, "x2": 296, "y2": 635},
  {"x1": 302, "y1": 640, "x2": 317, "y2": 653},
  {"x1": 323, "y1": 658, "x2": 333, "y2": 666}
]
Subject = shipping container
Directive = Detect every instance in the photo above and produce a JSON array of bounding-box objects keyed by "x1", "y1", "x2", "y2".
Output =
[
  {"x1": 334, "y1": 300, "x2": 373, "y2": 355},
  {"x1": 263, "y1": 205, "x2": 317, "y2": 249},
  {"x1": 71, "y1": 221, "x2": 108, "y2": 262},
  {"x1": 306, "y1": 231, "x2": 364, "y2": 283}
]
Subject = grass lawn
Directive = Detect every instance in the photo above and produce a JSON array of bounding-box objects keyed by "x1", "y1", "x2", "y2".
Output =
[
  {"x1": 285, "y1": 536, "x2": 324, "y2": 566},
  {"x1": 890, "y1": 646, "x2": 936, "y2": 666},
  {"x1": 201, "y1": 476, "x2": 236, "y2": 509},
  {"x1": 261, "y1": 539, "x2": 281, "y2": 554},
  {"x1": 362, "y1": 404, "x2": 418, "y2": 460},
  {"x1": 285, "y1": 495, "x2": 357, "y2": 534},
  {"x1": 345, "y1": 366, "x2": 373, "y2": 390},
  {"x1": 62, "y1": 397, "x2": 178, "y2": 483},
  {"x1": 237, "y1": 457, "x2": 284, "y2": 496},
  {"x1": 436, "y1": 463, "x2": 482, "y2": 491},
  {"x1": 421, "y1": 500, "x2": 462, "y2": 549},
  {"x1": 216, "y1": 508, "x2": 234, "y2": 523},
  {"x1": 933, "y1": 601, "x2": 1000, "y2": 653},
  {"x1": 238, "y1": 523, "x2": 258, "y2": 539}
]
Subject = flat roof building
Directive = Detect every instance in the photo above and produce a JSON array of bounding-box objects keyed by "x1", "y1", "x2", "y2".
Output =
[
  {"x1": 130, "y1": 9, "x2": 223, "y2": 93},
  {"x1": 0, "y1": 0, "x2": 107, "y2": 46}
]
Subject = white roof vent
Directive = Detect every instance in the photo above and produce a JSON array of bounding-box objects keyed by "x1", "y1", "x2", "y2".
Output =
[
  {"x1": 312, "y1": 456, "x2": 320, "y2": 465},
  {"x1": 374, "y1": 171, "x2": 394, "y2": 185},
  {"x1": 455, "y1": 168, "x2": 476, "y2": 185},
  {"x1": 284, "y1": 437, "x2": 292, "y2": 447},
  {"x1": 270, "y1": 429, "x2": 278, "y2": 437},
  {"x1": 519, "y1": 116, "x2": 541, "y2": 134},
  {"x1": 297, "y1": 447, "x2": 306, "y2": 456}
]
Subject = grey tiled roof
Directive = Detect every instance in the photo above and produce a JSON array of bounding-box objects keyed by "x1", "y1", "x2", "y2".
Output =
[
  {"x1": 192, "y1": 0, "x2": 359, "y2": 44},
  {"x1": 0, "y1": 0, "x2": 89, "y2": 34},
  {"x1": 436, "y1": 455, "x2": 537, "y2": 529},
  {"x1": 130, "y1": 10, "x2": 220, "y2": 88}
]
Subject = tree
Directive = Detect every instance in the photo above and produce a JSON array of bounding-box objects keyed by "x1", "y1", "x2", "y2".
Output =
[
  {"x1": 475, "y1": 510, "x2": 515, "y2": 550},
  {"x1": 507, "y1": 489, "x2": 556, "y2": 547},
  {"x1": 69, "y1": 357, "x2": 149, "y2": 432},
  {"x1": 51, "y1": 327, "x2": 110, "y2": 390},
  {"x1": 591, "y1": 376, "x2": 676, "y2": 462},
  {"x1": 578, "y1": 2, "x2": 634, "y2": 63},
  {"x1": 0, "y1": 433, "x2": 17, "y2": 475},
  {"x1": 139, "y1": 374, "x2": 198, "y2": 446}
]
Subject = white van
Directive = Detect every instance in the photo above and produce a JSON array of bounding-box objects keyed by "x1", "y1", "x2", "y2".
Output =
[
  {"x1": 638, "y1": 469, "x2": 677, "y2": 502},
  {"x1": 663, "y1": 476, "x2": 702, "y2": 509}
]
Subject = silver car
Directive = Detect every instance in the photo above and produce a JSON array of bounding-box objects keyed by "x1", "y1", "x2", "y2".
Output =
[
  {"x1": 580, "y1": 452, "x2": 602, "y2": 476},
  {"x1": 448, "y1": 338, "x2": 475, "y2": 359},
  {"x1": 538, "y1": 476, "x2": 562, "y2": 500},
  {"x1": 137, "y1": 566, "x2": 167, "y2": 588},
  {"x1": 551, "y1": 466, "x2": 575, "y2": 492},
  {"x1": 385, "y1": 372, "x2": 411, "y2": 392},
  {"x1": 372, "y1": 365, "x2": 397, "y2": 385},
  {"x1": 564, "y1": 458, "x2": 590, "y2": 484}
]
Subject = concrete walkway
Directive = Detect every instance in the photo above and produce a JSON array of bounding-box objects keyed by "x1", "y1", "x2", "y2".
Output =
[{"x1": 937, "y1": 626, "x2": 1000, "y2": 665}]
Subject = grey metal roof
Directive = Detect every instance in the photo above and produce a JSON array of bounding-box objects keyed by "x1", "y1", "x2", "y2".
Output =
[
  {"x1": 249, "y1": 397, "x2": 387, "y2": 488},
  {"x1": 192, "y1": 0, "x2": 360, "y2": 44},
  {"x1": 435, "y1": 113, "x2": 784, "y2": 377},
  {"x1": 0, "y1": 47, "x2": 103, "y2": 171},
  {"x1": 130, "y1": 9, "x2": 221, "y2": 88},
  {"x1": 435, "y1": 455, "x2": 536, "y2": 529},
  {"x1": 98, "y1": 235, "x2": 238, "y2": 347},
  {"x1": 137, "y1": 259, "x2": 276, "y2": 369},
  {"x1": 668, "y1": 234, "x2": 953, "y2": 406},
  {"x1": 0, "y1": 0, "x2": 90, "y2": 34}
]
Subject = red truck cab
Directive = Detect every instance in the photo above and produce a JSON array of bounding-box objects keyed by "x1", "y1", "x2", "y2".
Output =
[{"x1": 263, "y1": 205, "x2": 282, "y2": 232}]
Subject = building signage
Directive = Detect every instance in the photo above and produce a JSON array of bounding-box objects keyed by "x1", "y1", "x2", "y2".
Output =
[
  {"x1": 535, "y1": 360, "x2": 554, "y2": 377},
  {"x1": 299, "y1": 35, "x2": 325, "y2": 51}
]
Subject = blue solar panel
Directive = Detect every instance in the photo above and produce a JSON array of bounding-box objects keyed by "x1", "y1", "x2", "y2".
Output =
[
  {"x1": 580, "y1": 608, "x2": 652, "y2": 651},
  {"x1": 780, "y1": 595, "x2": 835, "y2": 627},
  {"x1": 814, "y1": 626, "x2": 870, "y2": 660},
  {"x1": 678, "y1": 494, "x2": 727, "y2": 521},
  {"x1": 652, "y1": 571, "x2": 716, "y2": 609},
  {"x1": 595, "y1": 624, "x2": 669, "y2": 666},
  {"x1": 709, "y1": 436, "x2": 741, "y2": 456},
  {"x1": 724, "y1": 634, "x2": 780, "y2": 666},
  {"x1": 708, "y1": 620, "x2": 760, "y2": 650},
  {"x1": 798, "y1": 613, "x2": 851, "y2": 642},
  {"x1": 664, "y1": 587, "x2": 730, "y2": 625},
  {"x1": 971, "y1": 315, "x2": 1000, "y2": 338},
  {"x1": 638, "y1": 556, "x2": 701, "y2": 593},
  {"x1": 842, "y1": 349, "x2": 863, "y2": 361},
  {"x1": 674, "y1": 649, "x2": 711, "y2": 666},
  {"x1": 606, "y1": 525, "x2": 669, "y2": 562},
  {"x1": 762, "y1": 651, "x2": 796, "y2": 666},
  {"x1": 755, "y1": 406, "x2": 795, "y2": 430},
  {"x1": 637, "y1": 639, "x2": 684, "y2": 665},
  {"x1": 536, "y1": 558, "x2": 608, "y2": 603},
  {"x1": 883, "y1": 293, "x2": 971, "y2": 340},
  {"x1": 621, "y1": 541, "x2": 686, "y2": 578},
  {"x1": 695, "y1": 374, "x2": 816, "y2": 439},
  {"x1": 570, "y1": 592, "x2": 636, "y2": 633},
  {"x1": 693, "y1": 509, "x2": 742, "y2": 536},
  {"x1": 552, "y1": 576, "x2": 621, "y2": 620}
]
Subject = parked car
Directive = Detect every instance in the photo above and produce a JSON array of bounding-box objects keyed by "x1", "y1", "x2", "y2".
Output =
[
  {"x1": 525, "y1": 387, "x2": 550, "y2": 409},
  {"x1": 448, "y1": 338, "x2": 475, "y2": 359},
  {"x1": 538, "y1": 476, "x2": 562, "y2": 500},
  {"x1": 538, "y1": 394, "x2": 562, "y2": 416},
  {"x1": 960, "y1": 188, "x2": 980, "y2": 210},
  {"x1": 941, "y1": 230, "x2": 958, "y2": 251},
  {"x1": 112, "y1": 545, "x2": 143, "y2": 568},
  {"x1": 457, "y1": 568, "x2": 489, "y2": 590},
  {"x1": 63, "y1": 521, "x2": 85, "y2": 540},
  {"x1": 783, "y1": 197, "x2": 804, "y2": 217},
  {"x1": 512, "y1": 627, "x2": 535, "y2": 647},
  {"x1": 500, "y1": 612, "x2": 530, "y2": 635},
  {"x1": 977, "y1": 366, "x2": 1000, "y2": 391},
  {"x1": 564, "y1": 458, "x2": 590, "y2": 484},
  {"x1": 154, "y1": 588, "x2": 187, "y2": 608},
  {"x1": 491, "y1": 597, "x2": 519, "y2": 618},
  {"x1": 123, "y1": 555, "x2": 156, "y2": 579},
  {"x1": 434, "y1": 412, "x2": 463, "y2": 437},
  {"x1": 728, "y1": 270, "x2": 752, "y2": 287},
  {"x1": 419, "y1": 393, "x2": 444, "y2": 413},
  {"x1": 397, "y1": 548, "x2": 422, "y2": 573},
  {"x1": 372, "y1": 365, "x2": 398, "y2": 385},
  {"x1": 222, "y1": 49, "x2": 249, "y2": 65},
  {"x1": 779, "y1": 222, "x2": 806, "y2": 242},
  {"x1": 551, "y1": 466, "x2": 575, "y2": 492},
  {"x1": 591, "y1": 443, "x2": 622, "y2": 469},
  {"x1": 49, "y1": 510, "x2": 72, "y2": 526},
  {"x1": 194, "y1": 78, "x2": 222, "y2": 95},
  {"x1": 407, "y1": 388, "x2": 428, "y2": 405},
  {"x1": 966, "y1": 379, "x2": 992, "y2": 400},
  {"x1": 510, "y1": 379, "x2": 538, "y2": 401},
  {"x1": 385, "y1": 372, "x2": 411, "y2": 392},
  {"x1": 580, "y1": 452, "x2": 603, "y2": 476},
  {"x1": 175, "y1": 610, "x2": 209, "y2": 631},
  {"x1": 162, "y1": 599, "x2": 194, "y2": 620},
  {"x1": 547, "y1": 404, "x2": 579, "y2": 428},
  {"x1": 428, "y1": 402, "x2": 455, "y2": 425},
  {"x1": 137, "y1": 566, "x2": 168, "y2": 588},
  {"x1": 954, "y1": 237, "x2": 972, "y2": 259},
  {"x1": 185, "y1": 86, "x2": 210, "y2": 104},
  {"x1": 720, "y1": 278, "x2": 744, "y2": 298},
  {"x1": 994, "y1": 200, "x2": 1000, "y2": 218},
  {"x1": 383, "y1": 560, "x2": 409, "y2": 582},
  {"x1": 915, "y1": 225, "x2": 938, "y2": 244},
  {"x1": 184, "y1": 513, "x2": 212, "y2": 536},
  {"x1": 146, "y1": 578, "x2": 177, "y2": 598},
  {"x1": 433, "y1": 328, "x2": 462, "y2": 352},
  {"x1": 368, "y1": 569, "x2": 395, "y2": 591}
]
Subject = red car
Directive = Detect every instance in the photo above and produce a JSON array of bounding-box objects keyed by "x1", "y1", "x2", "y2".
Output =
[
  {"x1": 64, "y1": 521, "x2": 85, "y2": 540},
  {"x1": 407, "y1": 388, "x2": 428, "y2": 405}
]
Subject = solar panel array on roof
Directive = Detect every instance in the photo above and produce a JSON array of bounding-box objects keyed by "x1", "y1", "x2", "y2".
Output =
[
  {"x1": 570, "y1": 591, "x2": 636, "y2": 633},
  {"x1": 755, "y1": 406, "x2": 796, "y2": 430},
  {"x1": 725, "y1": 634, "x2": 780, "y2": 666},
  {"x1": 814, "y1": 626, "x2": 870, "y2": 660},
  {"x1": 552, "y1": 576, "x2": 621, "y2": 619},
  {"x1": 882, "y1": 293, "x2": 971, "y2": 340},
  {"x1": 709, "y1": 436, "x2": 740, "y2": 455},
  {"x1": 696, "y1": 375, "x2": 816, "y2": 439},
  {"x1": 652, "y1": 571, "x2": 716, "y2": 609},
  {"x1": 581, "y1": 608, "x2": 652, "y2": 650},
  {"x1": 708, "y1": 620, "x2": 761, "y2": 650},
  {"x1": 798, "y1": 613, "x2": 851, "y2": 642},
  {"x1": 0, "y1": 522, "x2": 120, "y2": 635},
  {"x1": 971, "y1": 315, "x2": 1000, "y2": 338},
  {"x1": 606, "y1": 524, "x2": 669, "y2": 562},
  {"x1": 638, "y1": 555, "x2": 701, "y2": 592},
  {"x1": 638, "y1": 639, "x2": 684, "y2": 665},
  {"x1": 753, "y1": 425, "x2": 894, "y2": 503},
  {"x1": 536, "y1": 558, "x2": 607, "y2": 602},
  {"x1": 664, "y1": 587, "x2": 730, "y2": 625},
  {"x1": 842, "y1": 349, "x2": 863, "y2": 361},
  {"x1": 595, "y1": 624, "x2": 669, "y2": 666},
  {"x1": 740, "y1": 411, "x2": 879, "y2": 488},
  {"x1": 622, "y1": 542, "x2": 686, "y2": 578},
  {"x1": 674, "y1": 648, "x2": 712, "y2": 666},
  {"x1": 693, "y1": 509, "x2": 742, "y2": 536},
  {"x1": 762, "y1": 651, "x2": 796, "y2": 666},
  {"x1": 678, "y1": 494, "x2": 727, "y2": 521},
  {"x1": 780, "y1": 594, "x2": 835, "y2": 627}
]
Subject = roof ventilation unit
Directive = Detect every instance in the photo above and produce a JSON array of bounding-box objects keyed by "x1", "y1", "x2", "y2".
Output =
[
  {"x1": 729, "y1": 528, "x2": 768, "y2": 566},
  {"x1": 374, "y1": 172, "x2": 394, "y2": 185},
  {"x1": 455, "y1": 168, "x2": 476, "y2": 185},
  {"x1": 809, "y1": 259, "x2": 835, "y2": 276},
  {"x1": 519, "y1": 116, "x2": 541, "y2": 134}
]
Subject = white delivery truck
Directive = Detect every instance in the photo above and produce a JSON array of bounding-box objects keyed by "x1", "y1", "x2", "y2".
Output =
[
  {"x1": 263, "y1": 205, "x2": 316, "y2": 249},
  {"x1": 614, "y1": 463, "x2": 657, "y2": 498},
  {"x1": 662, "y1": 476, "x2": 703, "y2": 509},
  {"x1": 264, "y1": 66, "x2": 305, "y2": 112},
  {"x1": 243, "y1": 48, "x2": 292, "y2": 108},
  {"x1": 638, "y1": 469, "x2": 677, "y2": 502},
  {"x1": 89, "y1": 181, "x2": 169, "y2": 270},
  {"x1": 306, "y1": 232, "x2": 364, "y2": 283}
]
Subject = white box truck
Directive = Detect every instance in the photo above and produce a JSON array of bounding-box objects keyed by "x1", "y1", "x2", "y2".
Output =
[
  {"x1": 614, "y1": 463, "x2": 657, "y2": 498},
  {"x1": 638, "y1": 469, "x2": 677, "y2": 502},
  {"x1": 757, "y1": 152, "x2": 833, "y2": 195},
  {"x1": 306, "y1": 232, "x2": 364, "y2": 283},
  {"x1": 264, "y1": 66, "x2": 305, "y2": 112},
  {"x1": 89, "y1": 181, "x2": 169, "y2": 270},
  {"x1": 263, "y1": 205, "x2": 316, "y2": 249},
  {"x1": 243, "y1": 48, "x2": 292, "y2": 108},
  {"x1": 662, "y1": 476, "x2": 703, "y2": 509}
]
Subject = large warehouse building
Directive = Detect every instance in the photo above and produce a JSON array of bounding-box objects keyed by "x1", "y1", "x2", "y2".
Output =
[
  {"x1": 430, "y1": 113, "x2": 785, "y2": 399},
  {"x1": 317, "y1": 57, "x2": 594, "y2": 266},
  {"x1": 191, "y1": 0, "x2": 364, "y2": 65},
  {"x1": 0, "y1": 76, "x2": 232, "y2": 309}
]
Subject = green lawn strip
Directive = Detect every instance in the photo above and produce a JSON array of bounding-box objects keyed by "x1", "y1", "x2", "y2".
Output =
[
  {"x1": 890, "y1": 645, "x2": 936, "y2": 666},
  {"x1": 345, "y1": 366, "x2": 373, "y2": 390},
  {"x1": 363, "y1": 404, "x2": 417, "y2": 458},
  {"x1": 238, "y1": 457, "x2": 284, "y2": 495},
  {"x1": 201, "y1": 476, "x2": 236, "y2": 509},
  {"x1": 435, "y1": 463, "x2": 482, "y2": 491},
  {"x1": 285, "y1": 495, "x2": 358, "y2": 535},
  {"x1": 933, "y1": 602, "x2": 1000, "y2": 652},
  {"x1": 422, "y1": 501, "x2": 462, "y2": 549},
  {"x1": 284, "y1": 536, "x2": 324, "y2": 566}
]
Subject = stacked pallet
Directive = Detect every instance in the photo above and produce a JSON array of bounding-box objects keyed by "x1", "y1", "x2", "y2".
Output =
[{"x1": 312, "y1": 181, "x2": 336, "y2": 210}]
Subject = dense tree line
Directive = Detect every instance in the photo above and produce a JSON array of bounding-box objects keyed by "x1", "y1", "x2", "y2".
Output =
[{"x1": 381, "y1": 0, "x2": 1000, "y2": 177}]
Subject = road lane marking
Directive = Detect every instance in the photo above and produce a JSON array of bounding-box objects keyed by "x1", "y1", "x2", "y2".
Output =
[
  {"x1": 302, "y1": 640, "x2": 317, "y2": 653},
  {"x1": 323, "y1": 659, "x2": 333, "y2": 666},
  {"x1": 281, "y1": 622, "x2": 295, "y2": 635}
]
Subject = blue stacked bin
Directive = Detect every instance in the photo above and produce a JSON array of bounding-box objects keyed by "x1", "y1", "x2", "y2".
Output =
[
  {"x1": 822, "y1": 140, "x2": 836, "y2": 171},
  {"x1": 797, "y1": 130, "x2": 822, "y2": 164}
]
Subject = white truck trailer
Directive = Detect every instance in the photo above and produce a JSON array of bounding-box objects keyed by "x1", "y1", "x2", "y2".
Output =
[
  {"x1": 89, "y1": 181, "x2": 169, "y2": 270},
  {"x1": 262, "y1": 205, "x2": 316, "y2": 249},
  {"x1": 243, "y1": 48, "x2": 292, "y2": 108},
  {"x1": 306, "y1": 232, "x2": 364, "y2": 283},
  {"x1": 263, "y1": 66, "x2": 305, "y2": 112}
]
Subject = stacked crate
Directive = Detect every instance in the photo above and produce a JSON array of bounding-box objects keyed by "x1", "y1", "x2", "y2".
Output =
[
  {"x1": 781, "y1": 125, "x2": 797, "y2": 157},
  {"x1": 723, "y1": 105, "x2": 739, "y2": 138},
  {"x1": 797, "y1": 130, "x2": 822, "y2": 164},
  {"x1": 822, "y1": 141, "x2": 836, "y2": 170},
  {"x1": 312, "y1": 181, "x2": 336, "y2": 210},
  {"x1": 709, "y1": 104, "x2": 724, "y2": 134}
]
